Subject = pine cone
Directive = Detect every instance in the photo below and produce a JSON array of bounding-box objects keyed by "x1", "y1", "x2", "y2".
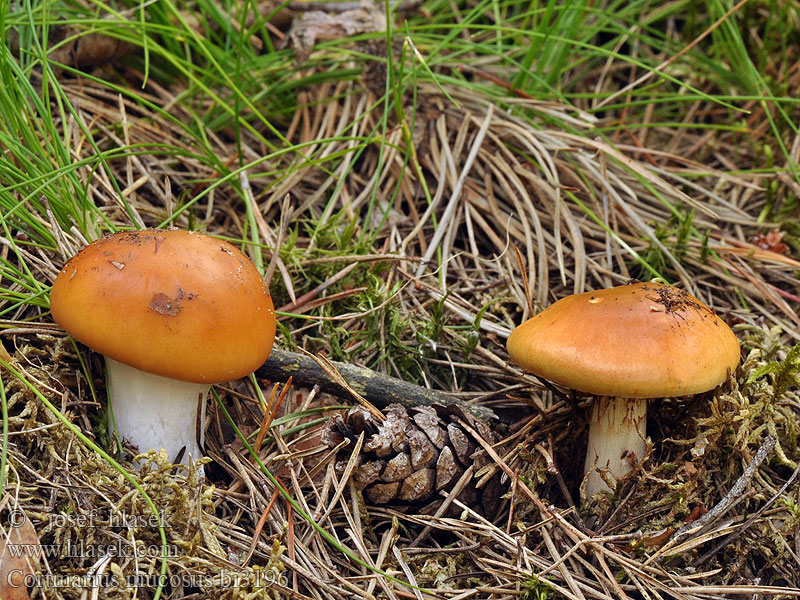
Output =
[{"x1": 322, "y1": 403, "x2": 501, "y2": 514}]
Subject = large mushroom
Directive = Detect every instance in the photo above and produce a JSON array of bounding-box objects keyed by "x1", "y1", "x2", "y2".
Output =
[
  {"x1": 506, "y1": 281, "x2": 740, "y2": 497},
  {"x1": 50, "y1": 229, "x2": 276, "y2": 467}
]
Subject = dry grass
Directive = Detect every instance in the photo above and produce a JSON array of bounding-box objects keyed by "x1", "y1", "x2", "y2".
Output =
[{"x1": 2, "y1": 21, "x2": 800, "y2": 600}]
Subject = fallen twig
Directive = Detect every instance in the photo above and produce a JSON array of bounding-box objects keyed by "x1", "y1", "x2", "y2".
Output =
[
  {"x1": 257, "y1": 347, "x2": 497, "y2": 420},
  {"x1": 670, "y1": 435, "x2": 777, "y2": 545},
  {"x1": 696, "y1": 451, "x2": 800, "y2": 564}
]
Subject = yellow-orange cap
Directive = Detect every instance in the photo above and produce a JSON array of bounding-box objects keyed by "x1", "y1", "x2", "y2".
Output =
[
  {"x1": 506, "y1": 282, "x2": 740, "y2": 398},
  {"x1": 51, "y1": 229, "x2": 277, "y2": 384}
]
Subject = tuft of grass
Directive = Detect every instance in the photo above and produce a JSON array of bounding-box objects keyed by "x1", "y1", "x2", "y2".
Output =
[
  {"x1": 1, "y1": 0, "x2": 800, "y2": 595},
  {"x1": 636, "y1": 207, "x2": 697, "y2": 279}
]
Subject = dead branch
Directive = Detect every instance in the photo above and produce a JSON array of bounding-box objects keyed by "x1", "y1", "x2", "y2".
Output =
[
  {"x1": 257, "y1": 347, "x2": 496, "y2": 420},
  {"x1": 670, "y1": 434, "x2": 777, "y2": 545}
]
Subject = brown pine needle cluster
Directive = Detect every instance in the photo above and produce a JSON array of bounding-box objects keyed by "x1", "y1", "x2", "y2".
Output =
[{"x1": 1, "y1": 3, "x2": 800, "y2": 599}]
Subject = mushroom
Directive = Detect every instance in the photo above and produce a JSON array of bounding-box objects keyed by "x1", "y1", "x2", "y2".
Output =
[
  {"x1": 50, "y1": 229, "x2": 276, "y2": 467},
  {"x1": 506, "y1": 281, "x2": 740, "y2": 497}
]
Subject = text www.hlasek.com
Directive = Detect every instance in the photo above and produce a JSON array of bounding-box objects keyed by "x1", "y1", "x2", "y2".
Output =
[
  {"x1": 5, "y1": 539, "x2": 285, "y2": 588},
  {"x1": 4, "y1": 538, "x2": 182, "y2": 560},
  {"x1": 8, "y1": 570, "x2": 288, "y2": 589}
]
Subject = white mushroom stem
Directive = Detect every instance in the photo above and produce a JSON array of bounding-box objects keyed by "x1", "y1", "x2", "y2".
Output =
[
  {"x1": 584, "y1": 396, "x2": 647, "y2": 497},
  {"x1": 106, "y1": 358, "x2": 208, "y2": 466}
]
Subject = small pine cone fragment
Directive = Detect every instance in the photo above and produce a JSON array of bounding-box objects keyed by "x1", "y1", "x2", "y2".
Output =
[
  {"x1": 448, "y1": 424, "x2": 472, "y2": 464},
  {"x1": 435, "y1": 446, "x2": 464, "y2": 491},
  {"x1": 324, "y1": 403, "x2": 502, "y2": 513},
  {"x1": 366, "y1": 404, "x2": 411, "y2": 456},
  {"x1": 408, "y1": 429, "x2": 436, "y2": 468},
  {"x1": 398, "y1": 468, "x2": 436, "y2": 502},
  {"x1": 413, "y1": 409, "x2": 447, "y2": 448},
  {"x1": 383, "y1": 452, "x2": 412, "y2": 482},
  {"x1": 354, "y1": 460, "x2": 385, "y2": 486},
  {"x1": 367, "y1": 482, "x2": 400, "y2": 504}
]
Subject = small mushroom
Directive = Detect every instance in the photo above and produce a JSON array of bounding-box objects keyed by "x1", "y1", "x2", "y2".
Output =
[
  {"x1": 50, "y1": 229, "x2": 276, "y2": 467},
  {"x1": 506, "y1": 281, "x2": 740, "y2": 497}
]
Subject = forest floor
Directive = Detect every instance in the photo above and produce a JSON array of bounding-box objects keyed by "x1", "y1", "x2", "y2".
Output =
[{"x1": 1, "y1": 0, "x2": 800, "y2": 598}]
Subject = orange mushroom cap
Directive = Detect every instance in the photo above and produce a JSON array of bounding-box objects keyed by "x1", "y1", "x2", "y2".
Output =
[
  {"x1": 50, "y1": 229, "x2": 276, "y2": 384},
  {"x1": 506, "y1": 282, "x2": 740, "y2": 398}
]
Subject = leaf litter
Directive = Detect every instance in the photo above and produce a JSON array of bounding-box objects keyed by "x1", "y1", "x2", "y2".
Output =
[{"x1": 0, "y1": 5, "x2": 799, "y2": 600}]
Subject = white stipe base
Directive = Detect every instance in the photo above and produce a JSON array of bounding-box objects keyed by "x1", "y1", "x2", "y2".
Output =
[
  {"x1": 584, "y1": 396, "x2": 647, "y2": 497},
  {"x1": 106, "y1": 357, "x2": 208, "y2": 468}
]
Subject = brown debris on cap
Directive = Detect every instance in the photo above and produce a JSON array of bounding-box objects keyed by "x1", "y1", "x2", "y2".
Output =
[
  {"x1": 50, "y1": 229, "x2": 277, "y2": 384},
  {"x1": 506, "y1": 281, "x2": 740, "y2": 399}
]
